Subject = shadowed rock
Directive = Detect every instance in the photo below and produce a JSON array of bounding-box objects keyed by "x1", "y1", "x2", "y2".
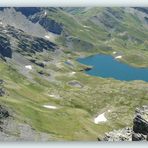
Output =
[
  {"x1": 30, "y1": 12, "x2": 63, "y2": 34},
  {"x1": 0, "y1": 105, "x2": 9, "y2": 119},
  {"x1": 0, "y1": 88, "x2": 5, "y2": 97},
  {"x1": 0, "y1": 34, "x2": 12, "y2": 58},
  {"x1": 132, "y1": 106, "x2": 148, "y2": 141},
  {"x1": 102, "y1": 106, "x2": 148, "y2": 141}
]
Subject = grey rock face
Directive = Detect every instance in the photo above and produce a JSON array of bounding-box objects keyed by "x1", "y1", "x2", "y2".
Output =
[
  {"x1": 103, "y1": 127, "x2": 132, "y2": 141},
  {"x1": 30, "y1": 12, "x2": 63, "y2": 35},
  {"x1": 132, "y1": 132, "x2": 147, "y2": 141},
  {"x1": 0, "y1": 111, "x2": 53, "y2": 141},
  {"x1": 0, "y1": 25, "x2": 56, "y2": 57},
  {"x1": 15, "y1": 7, "x2": 41, "y2": 17},
  {"x1": 102, "y1": 106, "x2": 148, "y2": 141},
  {"x1": 0, "y1": 80, "x2": 5, "y2": 97},
  {"x1": 0, "y1": 34, "x2": 12, "y2": 58},
  {"x1": 132, "y1": 106, "x2": 148, "y2": 141},
  {"x1": 134, "y1": 8, "x2": 148, "y2": 14},
  {"x1": 0, "y1": 105, "x2": 9, "y2": 119},
  {"x1": 17, "y1": 34, "x2": 56, "y2": 53},
  {"x1": 0, "y1": 88, "x2": 5, "y2": 97},
  {"x1": 0, "y1": 8, "x2": 48, "y2": 38}
]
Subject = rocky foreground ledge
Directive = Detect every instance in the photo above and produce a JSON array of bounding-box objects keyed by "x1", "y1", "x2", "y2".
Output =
[{"x1": 102, "y1": 106, "x2": 148, "y2": 141}]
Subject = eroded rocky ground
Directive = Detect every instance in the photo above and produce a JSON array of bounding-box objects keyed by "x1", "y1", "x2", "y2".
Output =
[
  {"x1": 102, "y1": 106, "x2": 148, "y2": 141},
  {"x1": 0, "y1": 80, "x2": 55, "y2": 141}
]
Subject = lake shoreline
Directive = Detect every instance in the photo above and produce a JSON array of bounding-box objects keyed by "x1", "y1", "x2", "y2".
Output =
[{"x1": 77, "y1": 54, "x2": 148, "y2": 82}]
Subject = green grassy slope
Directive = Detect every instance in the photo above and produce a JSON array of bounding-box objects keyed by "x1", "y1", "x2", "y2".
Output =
[
  {"x1": 47, "y1": 7, "x2": 148, "y2": 67},
  {"x1": 1, "y1": 50, "x2": 148, "y2": 140},
  {"x1": 0, "y1": 7, "x2": 148, "y2": 140}
]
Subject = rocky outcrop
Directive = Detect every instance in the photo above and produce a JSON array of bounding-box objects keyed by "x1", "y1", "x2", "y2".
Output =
[
  {"x1": 132, "y1": 106, "x2": 148, "y2": 141},
  {"x1": 0, "y1": 87, "x2": 52, "y2": 141},
  {"x1": 80, "y1": 67, "x2": 92, "y2": 72},
  {"x1": 0, "y1": 25, "x2": 57, "y2": 56},
  {"x1": 0, "y1": 80, "x2": 5, "y2": 97},
  {"x1": 0, "y1": 117, "x2": 53, "y2": 141},
  {"x1": 15, "y1": 7, "x2": 41, "y2": 17},
  {"x1": 0, "y1": 88, "x2": 5, "y2": 97},
  {"x1": 103, "y1": 127, "x2": 132, "y2": 141},
  {"x1": 0, "y1": 106, "x2": 53, "y2": 141},
  {"x1": 30, "y1": 12, "x2": 63, "y2": 35},
  {"x1": 0, "y1": 8, "x2": 48, "y2": 38},
  {"x1": 133, "y1": 8, "x2": 148, "y2": 14},
  {"x1": 17, "y1": 35, "x2": 56, "y2": 53},
  {"x1": 0, "y1": 105, "x2": 9, "y2": 119},
  {"x1": 102, "y1": 106, "x2": 148, "y2": 141},
  {"x1": 0, "y1": 34, "x2": 12, "y2": 58},
  {"x1": 68, "y1": 80, "x2": 83, "y2": 88}
]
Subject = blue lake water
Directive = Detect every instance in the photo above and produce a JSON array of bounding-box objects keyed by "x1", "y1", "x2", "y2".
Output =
[{"x1": 77, "y1": 54, "x2": 148, "y2": 82}]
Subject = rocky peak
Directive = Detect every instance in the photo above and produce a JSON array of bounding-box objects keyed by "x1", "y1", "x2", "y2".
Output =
[
  {"x1": 0, "y1": 8, "x2": 49, "y2": 38},
  {"x1": 102, "y1": 106, "x2": 148, "y2": 141},
  {"x1": 29, "y1": 10, "x2": 63, "y2": 35}
]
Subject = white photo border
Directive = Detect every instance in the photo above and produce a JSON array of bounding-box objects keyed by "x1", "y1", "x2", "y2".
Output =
[{"x1": 0, "y1": 0, "x2": 147, "y2": 148}]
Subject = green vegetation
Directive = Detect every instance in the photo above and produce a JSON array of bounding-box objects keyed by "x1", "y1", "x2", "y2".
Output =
[
  {"x1": 0, "y1": 7, "x2": 148, "y2": 140},
  {"x1": 50, "y1": 7, "x2": 148, "y2": 67},
  {"x1": 1, "y1": 49, "x2": 148, "y2": 140}
]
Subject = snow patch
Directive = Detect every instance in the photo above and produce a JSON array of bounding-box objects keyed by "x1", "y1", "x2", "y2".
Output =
[
  {"x1": 115, "y1": 55, "x2": 122, "y2": 59},
  {"x1": 45, "y1": 35, "x2": 50, "y2": 39},
  {"x1": 94, "y1": 112, "x2": 107, "y2": 124},
  {"x1": 43, "y1": 105, "x2": 57, "y2": 109},
  {"x1": 44, "y1": 11, "x2": 47, "y2": 16},
  {"x1": 113, "y1": 51, "x2": 117, "y2": 54},
  {"x1": 83, "y1": 25, "x2": 91, "y2": 28},
  {"x1": 49, "y1": 94, "x2": 60, "y2": 99},
  {"x1": 25, "y1": 65, "x2": 32, "y2": 70},
  {"x1": 71, "y1": 71, "x2": 76, "y2": 75},
  {"x1": 49, "y1": 95, "x2": 56, "y2": 97},
  {"x1": 69, "y1": 71, "x2": 76, "y2": 76}
]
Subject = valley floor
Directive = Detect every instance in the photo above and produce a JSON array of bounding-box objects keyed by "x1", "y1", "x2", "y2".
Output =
[{"x1": 0, "y1": 49, "x2": 148, "y2": 140}]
